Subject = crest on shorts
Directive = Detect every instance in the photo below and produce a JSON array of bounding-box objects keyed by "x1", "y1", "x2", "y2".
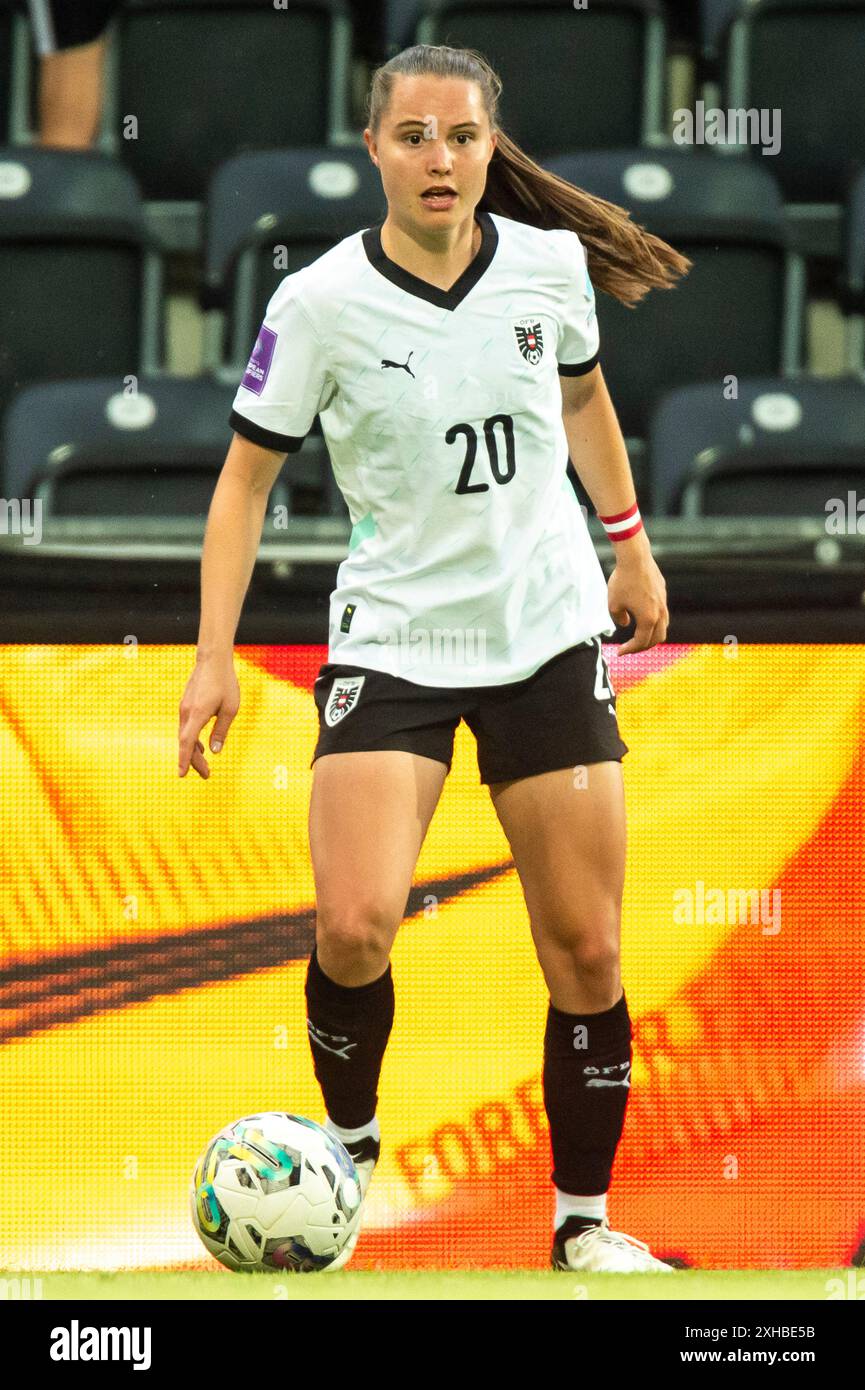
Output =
[
  {"x1": 514, "y1": 318, "x2": 544, "y2": 365},
  {"x1": 324, "y1": 674, "x2": 365, "y2": 727}
]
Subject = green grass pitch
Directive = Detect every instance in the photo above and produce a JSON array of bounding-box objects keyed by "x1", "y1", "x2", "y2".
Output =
[{"x1": 8, "y1": 1270, "x2": 850, "y2": 1301}]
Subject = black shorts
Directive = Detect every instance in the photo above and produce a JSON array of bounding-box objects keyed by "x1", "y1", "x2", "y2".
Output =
[
  {"x1": 310, "y1": 637, "x2": 628, "y2": 785},
  {"x1": 26, "y1": 0, "x2": 120, "y2": 54}
]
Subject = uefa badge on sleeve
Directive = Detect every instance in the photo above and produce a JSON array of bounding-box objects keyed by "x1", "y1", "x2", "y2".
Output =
[
  {"x1": 514, "y1": 318, "x2": 544, "y2": 365},
  {"x1": 324, "y1": 675, "x2": 365, "y2": 727},
  {"x1": 241, "y1": 325, "x2": 278, "y2": 396}
]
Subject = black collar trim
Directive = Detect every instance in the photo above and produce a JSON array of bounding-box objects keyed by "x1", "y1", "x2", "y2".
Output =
[{"x1": 362, "y1": 208, "x2": 498, "y2": 310}]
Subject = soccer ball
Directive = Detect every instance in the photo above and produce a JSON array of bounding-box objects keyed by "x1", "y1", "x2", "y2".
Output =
[{"x1": 190, "y1": 1112, "x2": 362, "y2": 1272}]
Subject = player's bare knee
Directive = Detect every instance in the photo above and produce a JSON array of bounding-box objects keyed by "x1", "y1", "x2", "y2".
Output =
[
  {"x1": 569, "y1": 940, "x2": 621, "y2": 988},
  {"x1": 541, "y1": 923, "x2": 621, "y2": 980},
  {"x1": 314, "y1": 906, "x2": 395, "y2": 982}
]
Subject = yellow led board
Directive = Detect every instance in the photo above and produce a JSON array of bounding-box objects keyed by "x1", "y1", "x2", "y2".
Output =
[{"x1": 0, "y1": 643, "x2": 862, "y2": 1270}]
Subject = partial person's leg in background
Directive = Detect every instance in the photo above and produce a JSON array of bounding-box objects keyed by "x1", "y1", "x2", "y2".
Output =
[
  {"x1": 38, "y1": 39, "x2": 107, "y2": 148},
  {"x1": 306, "y1": 750, "x2": 448, "y2": 1133},
  {"x1": 27, "y1": 0, "x2": 115, "y2": 148},
  {"x1": 488, "y1": 762, "x2": 631, "y2": 1231}
]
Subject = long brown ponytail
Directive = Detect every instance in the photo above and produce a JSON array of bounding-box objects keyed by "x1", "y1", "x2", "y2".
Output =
[{"x1": 367, "y1": 43, "x2": 691, "y2": 308}]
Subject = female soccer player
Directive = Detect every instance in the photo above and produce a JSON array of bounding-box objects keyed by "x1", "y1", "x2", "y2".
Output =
[{"x1": 179, "y1": 44, "x2": 688, "y2": 1272}]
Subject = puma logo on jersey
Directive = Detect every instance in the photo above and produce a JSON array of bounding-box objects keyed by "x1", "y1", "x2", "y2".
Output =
[{"x1": 381, "y1": 351, "x2": 415, "y2": 377}]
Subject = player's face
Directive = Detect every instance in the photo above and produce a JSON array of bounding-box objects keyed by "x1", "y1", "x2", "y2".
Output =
[{"x1": 365, "y1": 75, "x2": 497, "y2": 229}]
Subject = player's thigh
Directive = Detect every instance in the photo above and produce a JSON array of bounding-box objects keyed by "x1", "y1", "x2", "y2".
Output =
[
  {"x1": 309, "y1": 749, "x2": 449, "y2": 936},
  {"x1": 488, "y1": 761, "x2": 626, "y2": 953}
]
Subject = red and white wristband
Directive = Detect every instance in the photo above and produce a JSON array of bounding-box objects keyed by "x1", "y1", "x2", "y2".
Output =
[{"x1": 598, "y1": 501, "x2": 644, "y2": 542}]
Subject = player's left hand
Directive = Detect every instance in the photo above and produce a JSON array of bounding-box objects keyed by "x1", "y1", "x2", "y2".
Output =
[{"x1": 607, "y1": 547, "x2": 669, "y2": 654}]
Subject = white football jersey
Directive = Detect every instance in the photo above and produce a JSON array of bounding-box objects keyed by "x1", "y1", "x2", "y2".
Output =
[{"x1": 230, "y1": 209, "x2": 615, "y2": 687}]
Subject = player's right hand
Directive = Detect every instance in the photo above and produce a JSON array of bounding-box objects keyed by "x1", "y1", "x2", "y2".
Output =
[{"x1": 178, "y1": 656, "x2": 240, "y2": 778}]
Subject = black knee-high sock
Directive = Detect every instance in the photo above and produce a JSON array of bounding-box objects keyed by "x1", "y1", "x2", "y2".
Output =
[
  {"x1": 304, "y1": 947, "x2": 395, "y2": 1129},
  {"x1": 543, "y1": 991, "x2": 632, "y2": 1194}
]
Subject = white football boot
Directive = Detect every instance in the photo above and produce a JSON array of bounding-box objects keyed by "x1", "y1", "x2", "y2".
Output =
[
  {"x1": 323, "y1": 1122, "x2": 380, "y2": 1272},
  {"x1": 552, "y1": 1216, "x2": 676, "y2": 1272}
]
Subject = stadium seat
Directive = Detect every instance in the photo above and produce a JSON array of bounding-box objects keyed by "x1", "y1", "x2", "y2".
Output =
[
  {"x1": 723, "y1": 0, "x2": 865, "y2": 256},
  {"x1": 98, "y1": 0, "x2": 357, "y2": 253},
  {"x1": 842, "y1": 168, "x2": 865, "y2": 374},
  {"x1": 2, "y1": 376, "x2": 236, "y2": 519},
  {"x1": 203, "y1": 147, "x2": 386, "y2": 371},
  {"x1": 544, "y1": 149, "x2": 805, "y2": 444},
  {"x1": 0, "y1": 147, "x2": 162, "y2": 442},
  {"x1": 648, "y1": 376, "x2": 865, "y2": 516},
  {"x1": 1, "y1": 375, "x2": 343, "y2": 521},
  {"x1": 415, "y1": 0, "x2": 668, "y2": 156}
]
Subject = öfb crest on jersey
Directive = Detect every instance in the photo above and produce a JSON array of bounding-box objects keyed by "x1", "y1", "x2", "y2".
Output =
[{"x1": 514, "y1": 318, "x2": 544, "y2": 365}]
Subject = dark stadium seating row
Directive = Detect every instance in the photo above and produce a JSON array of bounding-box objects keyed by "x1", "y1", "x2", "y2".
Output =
[
  {"x1": 4, "y1": 372, "x2": 865, "y2": 522},
  {"x1": 2, "y1": 142, "x2": 865, "y2": 463},
  {"x1": 1, "y1": 0, "x2": 863, "y2": 223}
]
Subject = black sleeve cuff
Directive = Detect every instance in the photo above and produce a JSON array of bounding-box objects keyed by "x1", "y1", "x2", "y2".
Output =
[
  {"x1": 228, "y1": 409, "x2": 306, "y2": 453},
  {"x1": 557, "y1": 350, "x2": 600, "y2": 377}
]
